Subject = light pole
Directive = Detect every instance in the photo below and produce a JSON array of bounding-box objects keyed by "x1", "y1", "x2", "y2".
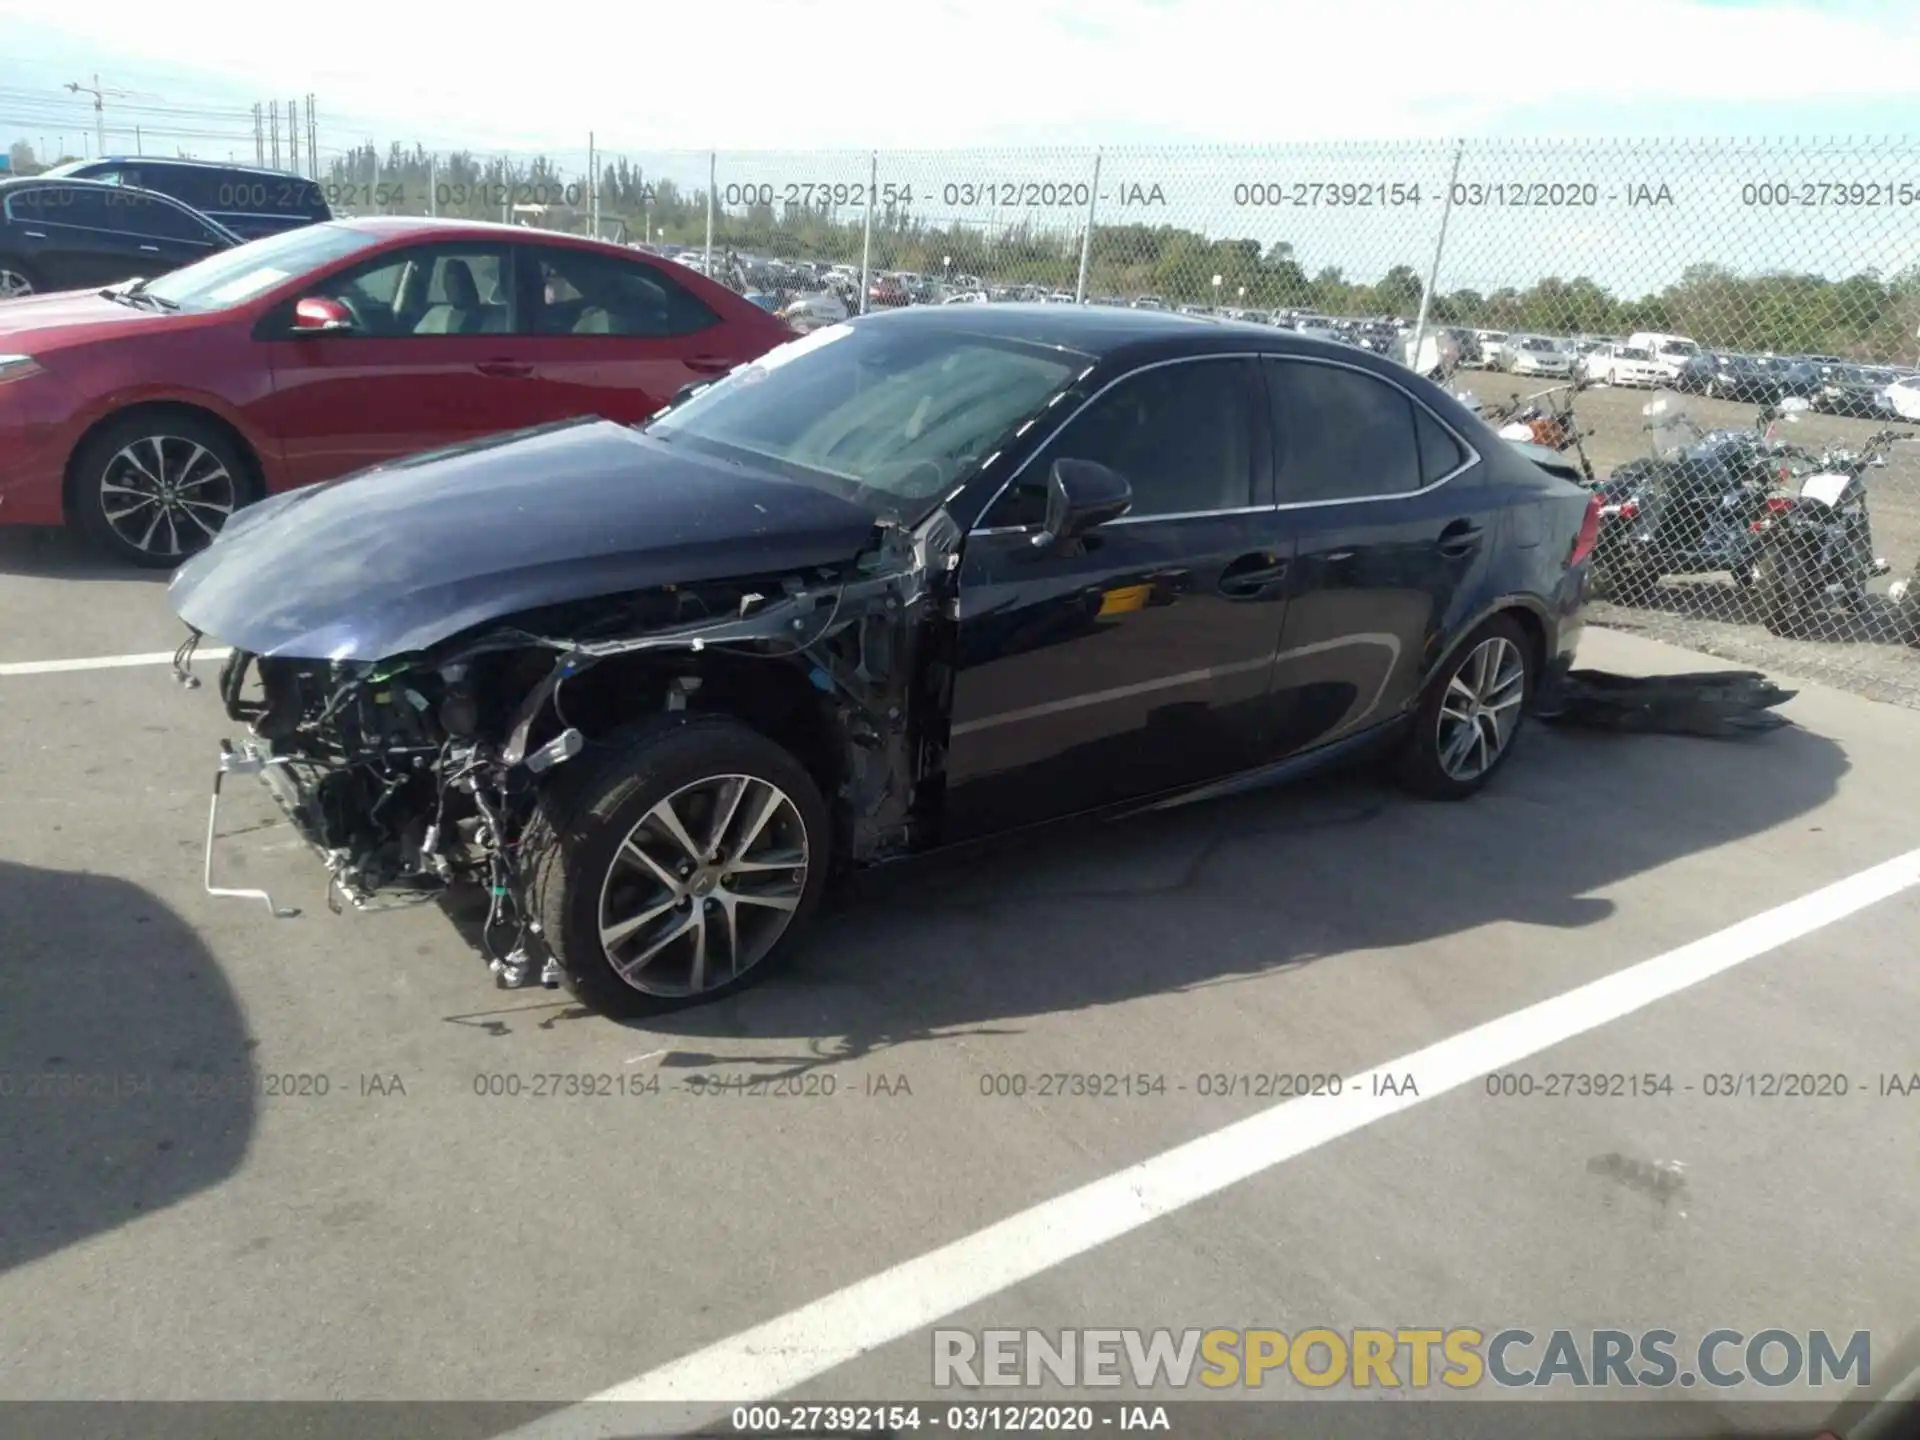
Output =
[
  {"x1": 1211, "y1": 274, "x2": 1221, "y2": 311},
  {"x1": 1237, "y1": 285, "x2": 1246, "y2": 314},
  {"x1": 64, "y1": 75, "x2": 123, "y2": 158}
]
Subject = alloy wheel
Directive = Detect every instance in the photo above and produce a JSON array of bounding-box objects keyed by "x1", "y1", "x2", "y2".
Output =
[
  {"x1": 98, "y1": 435, "x2": 237, "y2": 560},
  {"x1": 1435, "y1": 636, "x2": 1527, "y2": 783},
  {"x1": 0, "y1": 268, "x2": 32, "y2": 299},
  {"x1": 594, "y1": 773, "x2": 809, "y2": 998}
]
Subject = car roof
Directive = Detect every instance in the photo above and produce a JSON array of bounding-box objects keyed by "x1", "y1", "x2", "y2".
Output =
[
  {"x1": 328, "y1": 214, "x2": 649, "y2": 254},
  {"x1": 841, "y1": 301, "x2": 1413, "y2": 370},
  {"x1": 52, "y1": 156, "x2": 313, "y2": 181}
]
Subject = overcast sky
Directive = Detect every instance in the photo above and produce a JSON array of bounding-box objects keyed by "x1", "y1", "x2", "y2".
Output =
[{"x1": 2, "y1": 0, "x2": 1915, "y2": 292}]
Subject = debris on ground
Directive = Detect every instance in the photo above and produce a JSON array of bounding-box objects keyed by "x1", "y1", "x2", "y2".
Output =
[{"x1": 1535, "y1": 669, "x2": 1797, "y2": 736}]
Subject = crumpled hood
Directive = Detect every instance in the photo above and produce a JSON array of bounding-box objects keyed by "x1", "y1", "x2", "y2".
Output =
[{"x1": 168, "y1": 418, "x2": 882, "y2": 661}]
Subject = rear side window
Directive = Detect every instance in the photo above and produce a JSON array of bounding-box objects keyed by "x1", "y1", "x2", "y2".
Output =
[
  {"x1": 11, "y1": 184, "x2": 112, "y2": 228},
  {"x1": 1264, "y1": 357, "x2": 1424, "y2": 503},
  {"x1": 1413, "y1": 405, "x2": 1470, "y2": 485},
  {"x1": 524, "y1": 245, "x2": 720, "y2": 337}
]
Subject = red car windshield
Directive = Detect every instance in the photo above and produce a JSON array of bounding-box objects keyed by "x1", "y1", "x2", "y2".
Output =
[{"x1": 139, "y1": 223, "x2": 385, "y2": 313}]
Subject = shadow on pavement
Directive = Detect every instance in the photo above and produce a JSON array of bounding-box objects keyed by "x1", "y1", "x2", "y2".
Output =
[
  {"x1": 596, "y1": 710, "x2": 1851, "y2": 1068},
  {"x1": 0, "y1": 860, "x2": 254, "y2": 1274},
  {"x1": 0, "y1": 527, "x2": 169, "y2": 583}
]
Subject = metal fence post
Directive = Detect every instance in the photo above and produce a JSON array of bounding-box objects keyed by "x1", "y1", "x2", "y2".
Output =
[
  {"x1": 858, "y1": 151, "x2": 876, "y2": 315},
  {"x1": 705, "y1": 152, "x2": 716, "y2": 271},
  {"x1": 427, "y1": 153, "x2": 436, "y2": 217},
  {"x1": 588, "y1": 132, "x2": 598, "y2": 237},
  {"x1": 1075, "y1": 148, "x2": 1102, "y2": 303},
  {"x1": 1409, "y1": 140, "x2": 1465, "y2": 375}
]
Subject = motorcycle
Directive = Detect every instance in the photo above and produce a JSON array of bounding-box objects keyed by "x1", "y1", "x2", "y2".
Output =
[
  {"x1": 1751, "y1": 413, "x2": 1910, "y2": 636},
  {"x1": 1588, "y1": 391, "x2": 1802, "y2": 601}
]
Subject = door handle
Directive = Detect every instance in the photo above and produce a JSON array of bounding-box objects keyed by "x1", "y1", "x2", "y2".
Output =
[
  {"x1": 139, "y1": 244, "x2": 160, "y2": 253},
  {"x1": 686, "y1": 356, "x2": 733, "y2": 375},
  {"x1": 1436, "y1": 520, "x2": 1484, "y2": 557},
  {"x1": 1217, "y1": 552, "x2": 1289, "y2": 599},
  {"x1": 476, "y1": 359, "x2": 534, "y2": 379}
]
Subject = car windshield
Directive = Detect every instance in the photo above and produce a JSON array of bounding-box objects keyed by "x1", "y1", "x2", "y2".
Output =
[
  {"x1": 1659, "y1": 340, "x2": 1696, "y2": 356},
  {"x1": 1620, "y1": 346, "x2": 1653, "y2": 360},
  {"x1": 138, "y1": 223, "x2": 385, "y2": 312},
  {"x1": 645, "y1": 321, "x2": 1084, "y2": 520}
]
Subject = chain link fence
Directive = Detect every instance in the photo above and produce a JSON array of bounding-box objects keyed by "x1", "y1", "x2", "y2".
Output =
[{"x1": 312, "y1": 136, "x2": 1920, "y2": 706}]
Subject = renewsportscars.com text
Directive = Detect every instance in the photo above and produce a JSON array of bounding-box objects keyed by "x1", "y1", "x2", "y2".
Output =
[{"x1": 932, "y1": 1327, "x2": 1872, "y2": 1391}]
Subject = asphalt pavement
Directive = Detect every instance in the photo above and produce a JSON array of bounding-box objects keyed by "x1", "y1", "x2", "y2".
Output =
[{"x1": 2, "y1": 531, "x2": 1918, "y2": 1439}]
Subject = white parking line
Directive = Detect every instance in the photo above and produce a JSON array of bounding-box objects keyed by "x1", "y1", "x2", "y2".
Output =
[
  {"x1": 0, "y1": 648, "x2": 231, "y2": 677},
  {"x1": 504, "y1": 845, "x2": 1920, "y2": 1438}
]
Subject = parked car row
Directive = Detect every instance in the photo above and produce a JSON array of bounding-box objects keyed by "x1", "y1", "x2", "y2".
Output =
[
  {"x1": 0, "y1": 215, "x2": 792, "y2": 565},
  {"x1": 0, "y1": 157, "x2": 333, "y2": 298}
]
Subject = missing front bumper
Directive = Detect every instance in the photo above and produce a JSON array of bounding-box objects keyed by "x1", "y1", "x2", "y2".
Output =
[{"x1": 202, "y1": 737, "x2": 443, "y2": 919}]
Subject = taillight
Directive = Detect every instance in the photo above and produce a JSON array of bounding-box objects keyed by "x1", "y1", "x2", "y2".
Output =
[
  {"x1": 1571, "y1": 493, "x2": 1603, "y2": 565},
  {"x1": 1766, "y1": 496, "x2": 1796, "y2": 513},
  {"x1": 1617, "y1": 499, "x2": 1639, "y2": 521}
]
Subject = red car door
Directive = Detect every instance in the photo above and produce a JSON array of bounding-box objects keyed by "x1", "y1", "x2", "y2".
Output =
[
  {"x1": 255, "y1": 239, "x2": 552, "y2": 487},
  {"x1": 506, "y1": 242, "x2": 781, "y2": 426}
]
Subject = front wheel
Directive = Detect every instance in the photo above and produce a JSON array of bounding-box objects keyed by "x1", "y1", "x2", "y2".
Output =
[
  {"x1": 525, "y1": 714, "x2": 832, "y2": 1019},
  {"x1": 73, "y1": 413, "x2": 253, "y2": 568},
  {"x1": 1396, "y1": 615, "x2": 1534, "y2": 801}
]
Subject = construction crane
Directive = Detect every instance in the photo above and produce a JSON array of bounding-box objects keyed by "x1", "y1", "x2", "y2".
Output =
[{"x1": 64, "y1": 75, "x2": 134, "y2": 158}]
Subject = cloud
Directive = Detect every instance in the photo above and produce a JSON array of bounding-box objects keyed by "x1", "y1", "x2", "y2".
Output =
[{"x1": 1, "y1": 0, "x2": 1917, "y2": 153}]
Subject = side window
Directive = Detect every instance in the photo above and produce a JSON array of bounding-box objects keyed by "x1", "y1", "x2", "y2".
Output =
[
  {"x1": 29, "y1": 186, "x2": 113, "y2": 230},
  {"x1": 301, "y1": 244, "x2": 512, "y2": 337},
  {"x1": 107, "y1": 192, "x2": 213, "y2": 243},
  {"x1": 525, "y1": 246, "x2": 720, "y2": 337},
  {"x1": 1265, "y1": 358, "x2": 1423, "y2": 503},
  {"x1": 989, "y1": 359, "x2": 1253, "y2": 527},
  {"x1": 151, "y1": 166, "x2": 220, "y2": 212},
  {"x1": 1413, "y1": 404, "x2": 1470, "y2": 486}
]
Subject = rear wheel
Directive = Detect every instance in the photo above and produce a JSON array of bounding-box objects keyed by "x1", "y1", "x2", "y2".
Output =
[
  {"x1": 73, "y1": 413, "x2": 254, "y2": 568},
  {"x1": 1755, "y1": 538, "x2": 1817, "y2": 636},
  {"x1": 0, "y1": 260, "x2": 37, "y2": 298},
  {"x1": 1396, "y1": 615, "x2": 1534, "y2": 801},
  {"x1": 524, "y1": 714, "x2": 832, "y2": 1019}
]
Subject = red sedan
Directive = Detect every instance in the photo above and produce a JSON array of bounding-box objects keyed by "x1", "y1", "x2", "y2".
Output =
[{"x1": 0, "y1": 216, "x2": 794, "y2": 566}]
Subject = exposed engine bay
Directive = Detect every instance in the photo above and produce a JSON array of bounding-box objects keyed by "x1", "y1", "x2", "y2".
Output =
[{"x1": 179, "y1": 513, "x2": 961, "y2": 986}]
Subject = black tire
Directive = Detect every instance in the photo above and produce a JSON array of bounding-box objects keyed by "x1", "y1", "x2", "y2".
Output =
[
  {"x1": 73, "y1": 411, "x2": 256, "y2": 568},
  {"x1": 523, "y1": 714, "x2": 833, "y2": 1019},
  {"x1": 0, "y1": 257, "x2": 39, "y2": 299},
  {"x1": 1395, "y1": 614, "x2": 1535, "y2": 801},
  {"x1": 1754, "y1": 539, "x2": 1814, "y2": 637}
]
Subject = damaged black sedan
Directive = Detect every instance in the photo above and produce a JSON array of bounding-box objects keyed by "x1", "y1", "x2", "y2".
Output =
[{"x1": 169, "y1": 305, "x2": 1597, "y2": 1017}]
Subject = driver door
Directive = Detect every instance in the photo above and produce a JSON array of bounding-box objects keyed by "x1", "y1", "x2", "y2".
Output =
[
  {"x1": 254, "y1": 241, "x2": 547, "y2": 485},
  {"x1": 941, "y1": 356, "x2": 1293, "y2": 841}
]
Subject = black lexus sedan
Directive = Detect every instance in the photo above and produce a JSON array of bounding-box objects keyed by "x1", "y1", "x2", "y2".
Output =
[{"x1": 169, "y1": 305, "x2": 1598, "y2": 1018}]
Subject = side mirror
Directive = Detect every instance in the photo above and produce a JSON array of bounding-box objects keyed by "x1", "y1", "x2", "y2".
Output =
[
  {"x1": 1034, "y1": 458, "x2": 1132, "y2": 548},
  {"x1": 291, "y1": 296, "x2": 353, "y2": 335}
]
